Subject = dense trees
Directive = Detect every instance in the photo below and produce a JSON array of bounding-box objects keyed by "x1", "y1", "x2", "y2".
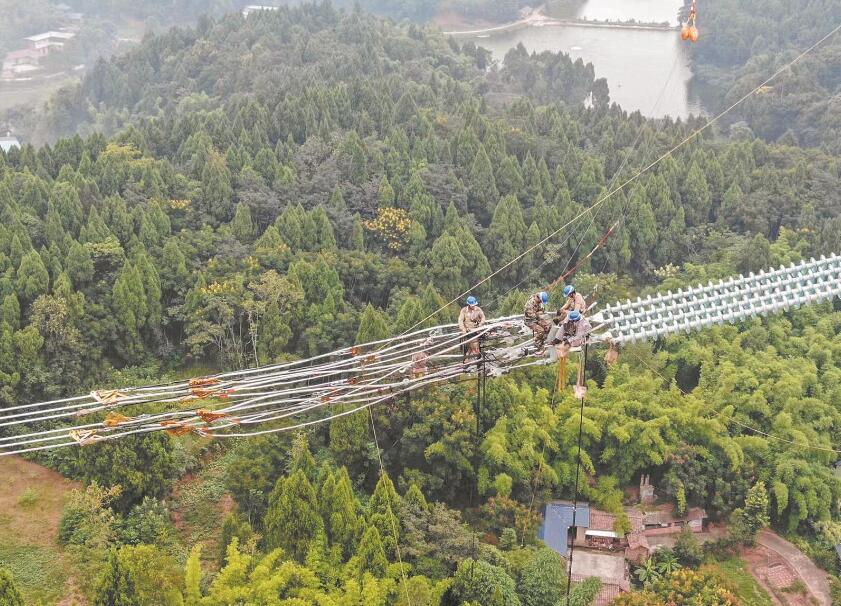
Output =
[
  {"x1": 690, "y1": 0, "x2": 841, "y2": 152},
  {"x1": 1, "y1": 2, "x2": 841, "y2": 603}
]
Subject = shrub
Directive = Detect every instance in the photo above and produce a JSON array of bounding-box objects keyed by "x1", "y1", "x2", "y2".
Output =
[{"x1": 16, "y1": 488, "x2": 38, "y2": 509}]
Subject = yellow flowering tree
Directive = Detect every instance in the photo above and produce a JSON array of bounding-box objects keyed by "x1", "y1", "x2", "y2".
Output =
[{"x1": 364, "y1": 207, "x2": 412, "y2": 252}]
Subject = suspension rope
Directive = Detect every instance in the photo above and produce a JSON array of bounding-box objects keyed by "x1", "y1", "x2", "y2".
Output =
[
  {"x1": 403, "y1": 20, "x2": 841, "y2": 335},
  {"x1": 367, "y1": 407, "x2": 412, "y2": 606},
  {"x1": 566, "y1": 339, "x2": 589, "y2": 604},
  {"x1": 3, "y1": 22, "x2": 841, "y2": 457}
]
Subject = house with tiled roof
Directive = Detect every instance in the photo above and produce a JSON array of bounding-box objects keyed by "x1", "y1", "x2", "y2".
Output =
[{"x1": 642, "y1": 504, "x2": 706, "y2": 536}]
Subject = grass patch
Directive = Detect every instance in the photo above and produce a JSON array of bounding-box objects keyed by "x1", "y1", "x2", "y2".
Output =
[
  {"x1": 702, "y1": 557, "x2": 774, "y2": 606},
  {"x1": 0, "y1": 543, "x2": 70, "y2": 603},
  {"x1": 170, "y1": 447, "x2": 237, "y2": 547}
]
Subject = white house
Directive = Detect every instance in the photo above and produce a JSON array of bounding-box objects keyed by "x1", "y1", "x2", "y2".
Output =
[
  {"x1": 242, "y1": 5, "x2": 280, "y2": 17},
  {"x1": 24, "y1": 31, "x2": 76, "y2": 55}
]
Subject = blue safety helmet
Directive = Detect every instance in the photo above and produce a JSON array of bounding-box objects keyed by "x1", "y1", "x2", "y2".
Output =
[
  {"x1": 568, "y1": 310, "x2": 582, "y2": 322},
  {"x1": 539, "y1": 291, "x2": 549, "y2": 304},
  {"x1": 563, "y1": 285, "x2": 576, "y2": 297},
  {"x1": 466, "y1": 296, "x2": 478, "y2": 306}
]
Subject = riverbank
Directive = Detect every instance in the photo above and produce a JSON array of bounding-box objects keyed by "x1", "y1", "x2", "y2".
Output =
[{"x1": 442, "y1": 7, "x2": 677, "y2": 37}]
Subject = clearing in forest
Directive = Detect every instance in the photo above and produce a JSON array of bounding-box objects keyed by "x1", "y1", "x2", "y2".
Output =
[{"x1": 0, "y1": 456, "x2": 85, "y2": 604}]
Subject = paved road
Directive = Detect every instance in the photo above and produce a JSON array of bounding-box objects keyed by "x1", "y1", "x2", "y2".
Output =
[{"x1": 757, "y1": 529, "x2": 832, "y2": 606}]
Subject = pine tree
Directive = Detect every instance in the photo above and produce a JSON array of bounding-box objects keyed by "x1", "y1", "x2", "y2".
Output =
[
  {"x1": 356, "y1": 304, "x2": 390, "y2": 344},
  {"x1": 0, "y1": 567, "x2": 23, "y2": 606},
  {"x1": 50, "y1": 181, "x2": 84, "y2": 236},
  {"x1": 329, "y1": 407, "x2": 370, "y2": 479},
  {"x1": 394, "y1": 296, "x2": 426, "y2": 333},
  {"x1": 625, "y1": 184, "x2": 657, "y2": 272},
  {"x1": 484, "y1": 195, "x2": 527, "y2": 283},
  {"x1": 1, "y1": 295, "x2": 21, "y2": 331},
  {"x1": 310, "y1": 206, "x2": 336, "y2": 250},
  {"x1": 134, "y1": 252, "x2": 161, "y2": 328},
  {"x1": 258, "y1": 302, "x2": 292, "y2": 362},
  {"x1": 16, "y1": 251, "x2": 49, "y2": 303},
  {"x1": 93, "y1": 549, "x2": 139, "y2": 606},
  {"x1": 324, "y1": 467, "x2": 361, "y2": 557},
  {"x1": 467, "y1": 144, "x2": 499, "y2": 221},
  {"x1": 289, "y1": 432, "x2": 317, "y2": 482},
  {"x1": 368, "y1": 472, "x2": 400, "y2": 558},
  {"x1": 682, "y1": 161, "x2": 712, "y2": 227},
  {"x1": 328, "y1": 186, "x2": 347, "y2": 214},
  {"x1": 427, "y1": 233, "x2": 468, "y2": 300},
  {"x1": 496, "y1": 156, "x2": 524, "y2": 198},
  {"x1": 231, "y1": 202, "x2": 254, "y2": 243},
  {"x1": 184, "y1": 545, "x2": 202, "y2": 606},
  {"x1": 112, "y1": 262, "x2": 147, "y2": 359},
  {"x1": 403, "y1": 484, "x2": 428, "y2": 513},
  {"x1": 254, "y1": 226, "x2": 290, "y2": 269},
  {"x1": 276, "y1": 204, "x2": 306, "y2": 251},
  {"x1": 159, "y1": 239, "x2": 189, "y2": 297},
  {"x1": 265, "y1": 470, "x2": 324, "y2": 561},
  {"x1": 351, "y1": 526, "x2": 388, "y2": 578},
  {"x1": 66, "y1": 241, "x2": 95, "y2": 287},
  {"x1": 378, "y1": 176, "x2": 395, "y2": 208},
  {"x1": 351, "y1": 214, "x2": 365, "y2": 251},
  {"x1": 201, "y1": 151, "x2": 234, "y2": 222}
]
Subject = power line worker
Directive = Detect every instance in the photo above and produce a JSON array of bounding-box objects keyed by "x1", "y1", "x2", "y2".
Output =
[
  {"x1": 559, "y1": 284, "x2": 586, "y2": 319},
  {"x1": 524, "y1": 291, "x2": 552, "y2": 351},
  {"x1": 459, "y1": 296, "x2": 486, "y2": 362},
  {"x1": 552, "y1": 310, "x2": 592, "y2": 358}
]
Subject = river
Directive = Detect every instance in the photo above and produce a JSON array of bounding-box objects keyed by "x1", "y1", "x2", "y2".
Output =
[{"x1": 467, "y1": 0, "x2": 704, "y2": 119}]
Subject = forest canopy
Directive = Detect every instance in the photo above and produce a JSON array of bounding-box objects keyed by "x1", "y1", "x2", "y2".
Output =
[{"x1": 1, "y1": 1, "x2": 841, "y2": 604}]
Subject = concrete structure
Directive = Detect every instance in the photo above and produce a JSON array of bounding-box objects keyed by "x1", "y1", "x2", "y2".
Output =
[
  {"x1": 2, "y1": 49, "x2": 42, "y2": 77},
  {"x1": 639, "y1": 474, "x2": 655, "y2": 504},
  {"x1": 0, "y1": 137, "x2": 21, "y2": 154},
  {"x1": 570, "y1": 550, "x2": 629, "y2": 589},
  {"x1": 542, "y1": 500, "x2": 707, "y2": 560},
  {"x1": 24, "y1": 31, "x2": 76, "y2": 54},
  {"x1": 625, "y1": 531, "x2": 650, "y2": 564},
  {"x1": 642, "y1": 505, "x2": 706, "y2": 535},
  {"x1": 242, "y1": 5, "x2": 280, "y2": 17},
  {"x1": 836, "y1": 544, "x2": 841, "y2": 566},
  {"x1": 3, "y1": 31, "x2": 76, "y2": 79}
]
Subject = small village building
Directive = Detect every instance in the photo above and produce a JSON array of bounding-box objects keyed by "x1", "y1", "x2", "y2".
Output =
[
  {"x1": 643, "y1": 504, "x2": 706, "y2": 536},
  {"x1": 2, "y1": 49, "x2": 42, "y2": 78},
  {"x1": 24, "y1": 31, "x2": 76, "y2": 55},
  {"x1": 3, "y1": 31, "x2": 76, "y2": 79},
  {"x1": 242, "y1": 5, "x2": 280, "y2": 17},
  {"x1": 540, "y1": 500, "x2": 590, "y2": 555}
]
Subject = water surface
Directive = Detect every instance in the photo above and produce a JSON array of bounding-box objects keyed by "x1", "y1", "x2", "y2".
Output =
[{"x1": 473, "y1": 0, "x2": 704, "y2": 118}]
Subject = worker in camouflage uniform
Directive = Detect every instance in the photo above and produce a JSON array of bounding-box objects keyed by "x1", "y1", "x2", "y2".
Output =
[
  {"x1": 552, "y1": 310, "x2": 592, "y2": 358},
  {"x1": 559, "y1": 284, "x2": 586, "y2": 320},
  {"x1": 524, "y1": 291, "x2": 552, "y2": 351},
  {"x1": 458, "y1": 296, "x2": 486, "y2": 362}
]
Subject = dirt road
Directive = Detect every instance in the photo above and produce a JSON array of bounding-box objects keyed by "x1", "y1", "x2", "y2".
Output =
[{"x1": 757, "y1": 529, "x2": 832, "y2": 606}]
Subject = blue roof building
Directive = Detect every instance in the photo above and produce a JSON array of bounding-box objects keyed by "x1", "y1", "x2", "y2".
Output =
[{"x1": 539, "y1": 501, "x2": 590, "y2": 555}]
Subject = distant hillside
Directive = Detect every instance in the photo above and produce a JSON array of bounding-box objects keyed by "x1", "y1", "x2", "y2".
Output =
[{"x1": 688, "y1": 0, "x2": 841, "y2": 152}]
